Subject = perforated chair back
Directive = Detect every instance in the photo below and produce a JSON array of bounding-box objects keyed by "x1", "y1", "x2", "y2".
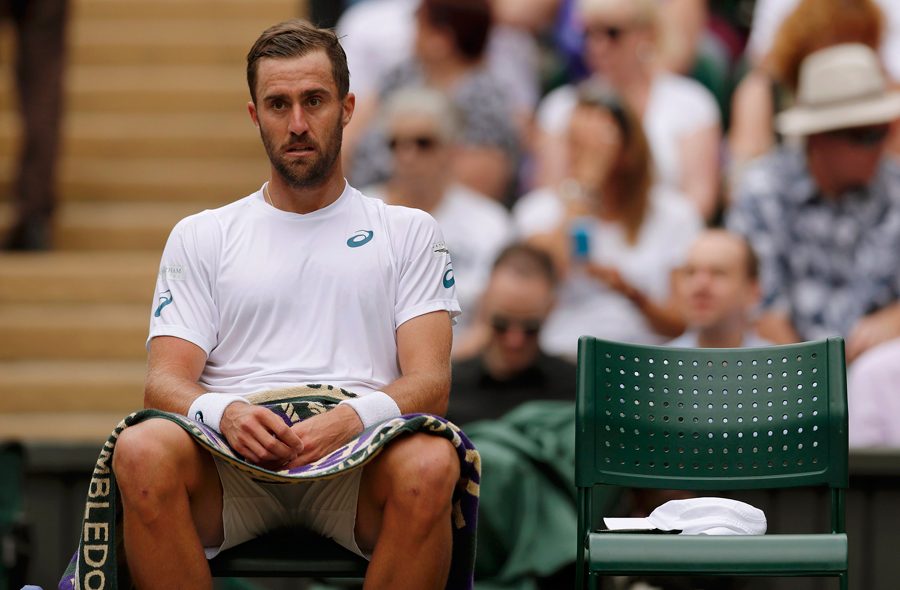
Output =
[{"x1": 576, "y1": 337, "x2": 849, "y2": 491}]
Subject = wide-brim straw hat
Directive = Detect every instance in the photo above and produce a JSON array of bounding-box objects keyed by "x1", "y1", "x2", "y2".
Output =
[{"x1": 777, "y1": 43, "x2": 900, "y2": 136}]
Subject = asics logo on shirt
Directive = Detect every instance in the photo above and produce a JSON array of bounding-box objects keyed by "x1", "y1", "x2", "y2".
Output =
[
  {"x1": 347, "y1": 230, "x2": 374, "y2": 248},
  {"x1": 154, "y1": 290, "x2": 173, "y2": 317},
  {"x1": 443, "y1": 261, "x2": 455, "y2": 289}
]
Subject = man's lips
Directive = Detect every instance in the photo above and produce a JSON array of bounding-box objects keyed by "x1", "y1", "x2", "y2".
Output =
[{"x1": 284, "y1": 144, "x2": 315, "y2": 156}]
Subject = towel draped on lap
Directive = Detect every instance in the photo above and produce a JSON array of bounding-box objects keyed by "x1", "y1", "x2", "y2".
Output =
[{"x1": 58, "y1": 384, "x2": 481, "y2": 590}]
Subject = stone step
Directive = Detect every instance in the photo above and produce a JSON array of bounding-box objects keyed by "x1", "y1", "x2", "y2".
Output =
[
  {"x1": 0, "y1": 359, "x2": 145, "y2": 413},
  {"x1": 0, "y1": 303, "x2": 149, "y2": 360},
  {"x1": 0, "y1": 200, "x2": 225, "y2": 249},
  {"x1": 0, "y1": 64, "x2": 252, "y2": 112},
  {"x1": 76, "y1": 0, "x2": 299, "y2": 21},
  {"x1": 0, "y1": 111, "x2": 265, "y2": 158},
  {"x1": 0, "y1": 155, "x2": 267, "y2": 202},
  {"x1": 0, "y1": 251, "x2": 161, "y2": 303},
  {"x1": 0, "y1": 412, "x2": 133, "y2": 443}
]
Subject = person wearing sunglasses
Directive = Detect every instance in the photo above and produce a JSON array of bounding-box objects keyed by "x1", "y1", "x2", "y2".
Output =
[
  {"x1": 534, "y1": 0, "x2": 722, "y2": 222},
  {"x1": 447, "y1": 243, "x2": 576, "y2": 427},
  {"x1": 728, "y1": 44, "x2": 900, "y2": 363},
  {"x1": 363, "y1": 86, "x2": 514, "y2": 347}
]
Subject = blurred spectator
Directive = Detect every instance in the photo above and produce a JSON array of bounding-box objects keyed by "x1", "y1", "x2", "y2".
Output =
[
  {"x1": 848, "y1": 338, "x2": 900, "y2": 448},
  {"x1": 669, "y1": 229, "x2": 772, "y2": 349},
  {"x1": 446, "y1": 243, "x2": 575, "y2": 427},
  {"x1": 2, "y1": 0, "x2": 68, "y2": 250},
  {"x1": 728, "y1": 44, "x2": 900, "y2": 363},
  {"x1": 337, "y1": 0, "x2": 545, "y2": 122},
  {"x1": 344, "y1": 0, "x2": 520, "y2": 200},
  {"x1": 515, "y1": 87, "x2": 703, "y2": 358},
  {"x1": 729, "y1": 0, "x2": 891, "y2": 192},
  {"x1": 362, "y1": 87, "x2": 514, "y2": 337},
  {"x1": 534, "y1": 0, "x2": 722, "y2": 221}
]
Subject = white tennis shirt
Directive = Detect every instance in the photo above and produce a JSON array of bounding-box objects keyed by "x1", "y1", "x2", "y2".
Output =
[{"x1": 147, "y1": 182, "x2": 461, "y2": 397}]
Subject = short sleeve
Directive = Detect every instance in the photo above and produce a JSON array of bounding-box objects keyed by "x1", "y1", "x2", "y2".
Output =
[
  {"x1": 662, "y1": 76, "x2": 721, "y2": 137},
  {"x1": 146, "y1": 212, "x2": 221, "y2": 355},
  {"x1": 389, "y1": 208, "x2": 462, "y2": 327}
]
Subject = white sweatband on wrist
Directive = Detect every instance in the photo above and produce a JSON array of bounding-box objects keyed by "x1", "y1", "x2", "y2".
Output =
[
  {"x1": 188, "y1": 393, "x2": 250, "y2": 433},
  {"x1": 338, "y1": 391, "x2": 402, "y2": 429}
]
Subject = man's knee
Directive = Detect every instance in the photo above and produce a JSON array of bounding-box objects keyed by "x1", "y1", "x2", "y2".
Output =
[
  {"x1": 114, "y1": 420, "x2": 202, "y2": 512},
  {"x1": 383, "y1": 434, "x2": 459, "y2": 517}
]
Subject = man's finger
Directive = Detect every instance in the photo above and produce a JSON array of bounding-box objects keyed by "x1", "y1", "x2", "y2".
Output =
[
  {"x1": 259, "y1": 411, "x2": 304, "y2": 452},
  {"x1": 248, "y1": 422, "x2": 298, "y2": 462}
]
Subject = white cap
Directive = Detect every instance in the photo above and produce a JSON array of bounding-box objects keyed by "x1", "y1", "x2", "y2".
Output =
[{"x1": 604, "y1": 497, "x2": 767, "y2": 536}]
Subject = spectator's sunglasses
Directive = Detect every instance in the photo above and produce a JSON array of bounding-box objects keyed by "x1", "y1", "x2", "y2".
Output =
[
  {"x1": 584, "y1": 25, "x2": 632, "y2": 43},
  {"x1": 825, "y1": 125, "x2": 890, "y2": 146},
  {"x1": 388, "y1": 136, "x2": 440, "y2": 152},
  {"x1": 490, "y1": 316, "x2": 543, "y2": 337}
]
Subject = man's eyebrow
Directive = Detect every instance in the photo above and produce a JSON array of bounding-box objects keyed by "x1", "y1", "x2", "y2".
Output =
[{"x1": 263, "y1": 87, "x2": 331, "y2": 102}]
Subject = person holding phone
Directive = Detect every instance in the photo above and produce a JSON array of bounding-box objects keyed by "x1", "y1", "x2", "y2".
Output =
[{"x1": 513, "y1": 85, "x2": 702, "y2": 359}]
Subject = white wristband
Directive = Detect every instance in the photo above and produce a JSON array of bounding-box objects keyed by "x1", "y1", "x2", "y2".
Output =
[
  {"x1": 338, "y1": 391, "x2": 402, "y2": 429},
  {"x1": 188, "y1": 393, "x2": 250, "y2": 433}
]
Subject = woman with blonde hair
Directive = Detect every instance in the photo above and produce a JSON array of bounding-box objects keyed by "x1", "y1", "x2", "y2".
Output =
[
  {"x1": 534, "y1": 0, "x2": 722, "y2": 222},
  {"x1": 515, "y1": 86, "x2": 703, "y2": 358}
]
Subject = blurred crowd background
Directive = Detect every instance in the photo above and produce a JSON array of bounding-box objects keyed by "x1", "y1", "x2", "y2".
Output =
[{"x1": 4, "y1": 0, "x2": 900, "y2": 588}]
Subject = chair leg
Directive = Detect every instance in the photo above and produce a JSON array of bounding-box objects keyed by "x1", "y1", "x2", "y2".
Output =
[
  {"x1": 588, "y1": 571, "x2": 599, "y2": 590},
  {"x1": 839, "y1": 571, "x2": 848, "y2": 590}
]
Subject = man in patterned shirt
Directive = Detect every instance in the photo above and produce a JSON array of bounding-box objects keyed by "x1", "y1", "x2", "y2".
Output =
[{"x1": 728, "y1": 44, "x2": 900, "y2": 362}]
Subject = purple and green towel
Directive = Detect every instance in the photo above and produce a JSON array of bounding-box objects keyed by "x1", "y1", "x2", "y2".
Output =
[{"x1": 59, "y1": 384, "x2": 481, "y2": 590}]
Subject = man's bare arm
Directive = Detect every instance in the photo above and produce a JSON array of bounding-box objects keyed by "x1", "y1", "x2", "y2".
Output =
[
  {"x1": 145, "y1": 335, "x2": 303, "y2": 465},
  {"x1": 286, "y1": 310, "x2": 453, "y2": 468}
]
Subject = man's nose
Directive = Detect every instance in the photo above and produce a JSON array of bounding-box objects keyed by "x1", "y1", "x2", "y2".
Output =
[
  {"x1": 288, "y1": 104, "x2": 311, "y2": 135},
  {"x1": 502, "y1": 326, "x2": 529, "y2": 348}
]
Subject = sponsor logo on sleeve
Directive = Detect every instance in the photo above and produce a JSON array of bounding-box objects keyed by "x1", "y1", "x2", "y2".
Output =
[
  {"x1": 442, "y1": 261, "x2": 455, "y2": 289},
  {"x1": 432, "y1": 241, "x2": 450, "y2": 259},
  {"x1": 154, "y1": 290, "x2": 173, "y2": 317},
  {"x1": 347, "y1": 230, "x2": 374, "y2": 248},
  {"x1": 158, "y1": 265, "x2": 187, "y2": 281}
]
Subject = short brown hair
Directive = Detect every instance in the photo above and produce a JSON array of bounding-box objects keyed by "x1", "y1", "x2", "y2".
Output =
[
  {"x1": 246, "y1": 19, "x2": 349, "y2": 103},
  {"x1": 419, "y1": 0, "x2": 493, "y2": 61},
  {"x1": 492, "y1": 243, "x2": 557, "y2": 287}
]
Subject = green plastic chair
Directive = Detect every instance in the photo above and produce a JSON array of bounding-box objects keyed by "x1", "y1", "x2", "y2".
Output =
[
  {"x1": 575, "y1": 337, "x2": 849, "y2": 589},
  {"x1": 208, "y1": 527, "x2": 367, "y2": 579}
]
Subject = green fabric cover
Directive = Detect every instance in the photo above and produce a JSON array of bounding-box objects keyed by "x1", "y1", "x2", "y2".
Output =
[{"x1": 464, "y1": 401, "x2": 619, "y2": 589}]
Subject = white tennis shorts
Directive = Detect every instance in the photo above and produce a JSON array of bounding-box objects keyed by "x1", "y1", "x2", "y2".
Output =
[{"x1": 204, "y1": 455, "x2": 370, "y2": 560}]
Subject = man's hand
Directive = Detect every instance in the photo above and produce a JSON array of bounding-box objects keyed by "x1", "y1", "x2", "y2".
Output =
[
  {"x1": 220, "y1": 403, "x2": 305, "y2": 465},
  {"x1": 847, "y1": 303, "x2": 900, "y2": 363},
  {"x1": 278, "y1": 404, "x2": 365, "y2": 470}
]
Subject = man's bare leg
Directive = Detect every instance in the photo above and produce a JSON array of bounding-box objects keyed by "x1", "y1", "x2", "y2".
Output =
[
  {"x1": 355, "y1": 433, "x2": 461, "y2": 590},
  {"x1": 113, "y1": 419, "x2": 225, "y2": 589}
]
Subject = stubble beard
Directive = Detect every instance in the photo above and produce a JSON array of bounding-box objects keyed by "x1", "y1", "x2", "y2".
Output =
[{"x1": 260, "y1": 110, "x2": 344, "y2": 190}]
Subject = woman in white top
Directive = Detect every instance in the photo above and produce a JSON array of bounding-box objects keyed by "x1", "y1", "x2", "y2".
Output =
[
  {"x1": 534, "y1": 0, "x2": 721, "y2": 221},
  {"x1": 515, "y1": 87, "x2": 703, "y2": 358}
]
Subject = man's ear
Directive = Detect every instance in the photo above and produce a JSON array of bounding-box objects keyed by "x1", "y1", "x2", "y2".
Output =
[
  {"x1": 342, "y1": 92, "x2": 356, "y2": 128},
  {"x1": 248, "y1": 100, "x2": 260, "y2": 130}
]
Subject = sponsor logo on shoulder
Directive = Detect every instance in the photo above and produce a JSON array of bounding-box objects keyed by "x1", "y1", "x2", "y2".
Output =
[
  {"x1": 159, "y1": 265, "x2": 187, "y2": 282},
  {"x1": 432, "y1": 242, "x2": 450, "y2": 259},
  {"x1": 154, "y1": 290, "x2": 173, "y2": 317},
  {"x1": 347, "y1": 230, "x2": 374, "y2": 248},
  {"x1": 443, "y1": 261, "x2": 455, "y2": 289}
]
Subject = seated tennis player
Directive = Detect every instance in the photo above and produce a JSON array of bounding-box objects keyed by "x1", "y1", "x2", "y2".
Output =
[{"x1": 112, "y1": 20, "x2": 462, "y2": 590}]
